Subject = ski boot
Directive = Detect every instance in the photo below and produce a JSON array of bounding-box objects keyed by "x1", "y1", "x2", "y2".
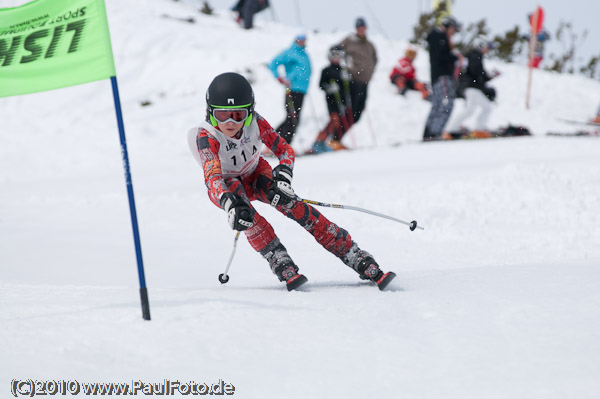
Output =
[
  {"x1": 277, "y1": 264, "x2": 308, "y2": 291},
  {"x1": 311, "y1": 141, "x2": 332, "y2": 154},
  {"x1": 264, "y1": 242, "x2": 308, "y2": 291},
  {"x1": 357, "y1": 257, "x2": 396, "y2": 291},
  {"x1": 343, "y1": 245, "x2": 396, "y2": 291},
  {"x1": 327, "y1": 139, "x2": 348, "y2": 151}
]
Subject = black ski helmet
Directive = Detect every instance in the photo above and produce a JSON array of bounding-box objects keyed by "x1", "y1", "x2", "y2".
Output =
[{"x1": 206, "y1": 72, "x2": 255, "y2": 127}]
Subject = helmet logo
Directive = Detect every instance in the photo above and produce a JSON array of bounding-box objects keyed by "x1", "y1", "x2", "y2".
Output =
[{"x1": 228, "y1": 98, "x2": 235, "y2": 104}]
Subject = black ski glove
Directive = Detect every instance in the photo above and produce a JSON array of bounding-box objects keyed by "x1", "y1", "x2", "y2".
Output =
[
  {"x1": 220, "y1": 193, "x2": 254, "y2": 231},
  {"x1": 267, "y1": 164, "x2": 296, "y2": 207}
]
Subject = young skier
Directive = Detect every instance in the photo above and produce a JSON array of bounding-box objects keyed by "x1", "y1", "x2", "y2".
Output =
[
  {"x1": 309, "y1": 45, "x2": 353, "y2": 153},
  {"x1": 389, "y1": 46, "x2": 431, "y2": 100},
  {"x1": 188, "y1": 72, "x2": 395, "y2": 291}
]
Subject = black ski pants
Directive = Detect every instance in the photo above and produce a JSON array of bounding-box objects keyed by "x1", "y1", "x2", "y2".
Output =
[
  {"x1": 349, "y1": 80, "x2": 369, "y2": 123},
  {"x1": 276, "y1": 91, "x2": 305, "y2": 144}
]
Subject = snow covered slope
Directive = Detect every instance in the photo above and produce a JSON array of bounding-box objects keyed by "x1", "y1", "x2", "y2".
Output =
[{"x1": 1, "y1": 1, "x2": 599, "y2": 398}]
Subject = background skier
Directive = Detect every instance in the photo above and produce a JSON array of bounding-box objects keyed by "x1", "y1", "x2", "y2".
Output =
[
  {"x1": 267, "y1": 34, "x2": 311, "y2": 145},
  {"x1": 423, "y1": 16, "x2": 463, "y2": 141},
  {"x1": 446, "y1": 38, "x2": 500, "y2": 137},
  {"x1": 309, "y1": 45, "x2": 353, "y2": 153},
  {"x1": 231, "y1": 0, "x2": 269, "y2": 30}
]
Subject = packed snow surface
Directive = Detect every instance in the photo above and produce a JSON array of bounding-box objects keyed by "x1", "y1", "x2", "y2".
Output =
[{"x1": 1, "y1": 1, "x2": 599, "y2": 398}]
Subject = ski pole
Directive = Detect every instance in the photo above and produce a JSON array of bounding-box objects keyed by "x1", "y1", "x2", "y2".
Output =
[
  {"x1": 218, "y1": 231, "x2": 241, "y2": 284},
  {"x1": 285, "y1": 87, "x2": 298, "y2": 123},
  {"x1": 364, "y1": 109, "x2": 378, "y2": 146},
  {"x1": 306, "y1": 92, "x2": 324, "y2": 141},
  {"x1": 298, "y1": 197, "x2": 424, "y2": 231},
  {"x1": 339, "y1": 66, "x2": 358, "y2": 148},
  {"x1": 332, "y1": 90, "x2": 353, "y2": 147}
]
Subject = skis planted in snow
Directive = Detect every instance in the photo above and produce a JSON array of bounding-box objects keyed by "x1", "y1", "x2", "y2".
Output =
[
  {"x1": 161, "y1": 14, "x2": 195, "y2": 24},
  {"x1": 557, "y1": 118, "x2": 600, "y2": 127}
]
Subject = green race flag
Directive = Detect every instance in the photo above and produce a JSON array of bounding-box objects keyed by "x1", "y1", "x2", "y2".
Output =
[
  {"x1": 1, "y1": 0, "x2": 150, "y2": 320},
  {"x1": 0, "y1": 0, "x2": 116, "y2": 97}
]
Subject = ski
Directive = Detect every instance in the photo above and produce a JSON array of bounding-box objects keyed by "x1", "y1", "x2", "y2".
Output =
[
  {"x1": 298, "y1": 149, "x2": 346, "y2": 157},
  {"x1": 375, "y1": 272, "x2": 396, "y2": 291},
  {"x1": 443, "y1": 125, "x2": 532, "y2": 140},
  {"x1": 557, "y1": 118, "x2": 600, "y2": 127},
  {"x1": 547, "y1": 131, "x2": 599, "y2": 137},
  {"x1": 161, "y1": 14, "x2": 195, "y2": 24},
  {"x1": 284, "y1": 273, "x2": 396, "y2": 291},
  {"x1": 286, "y1": 274, "x2": 308, "y2": 291},
  {"x1": 298, "y1": 143, "x2": 355, "y2": 157}
]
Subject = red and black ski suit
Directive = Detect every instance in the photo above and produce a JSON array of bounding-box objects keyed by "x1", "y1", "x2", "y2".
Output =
[
  {"x1": 389, "y1": 57, "x2": 430, "y2": 100},
  {"x1": 188, "y1": 113, "x2": 370, "y2": 277}
]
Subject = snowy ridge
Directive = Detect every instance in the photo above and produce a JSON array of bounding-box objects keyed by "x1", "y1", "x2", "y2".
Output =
[{"x1": 1, "y1": 1, "x2": 600, "y2": 398}]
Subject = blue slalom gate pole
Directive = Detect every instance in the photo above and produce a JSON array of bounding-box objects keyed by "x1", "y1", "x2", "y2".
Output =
[{"x1": 110, "y1": 76, "x2": 151, "y2": 321}]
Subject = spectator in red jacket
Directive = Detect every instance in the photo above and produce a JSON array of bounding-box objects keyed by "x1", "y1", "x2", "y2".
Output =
[{"x1": 389, "y1": 46, "x2": 430, "y2": 100}]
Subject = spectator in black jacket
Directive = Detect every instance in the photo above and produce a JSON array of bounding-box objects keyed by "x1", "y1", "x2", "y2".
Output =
[
  {"x1": 232, "y1": 0, "x2": 269, "y2": 29},
  {"x1": 309, "y1": 45, "x2": 353, "y2": 153},
  {"x1": 447, "y1": 38, "x2": 500, "y2": 135},
  {"x1": 423, "y1": 16, "x2": 462, "y2": 141}
]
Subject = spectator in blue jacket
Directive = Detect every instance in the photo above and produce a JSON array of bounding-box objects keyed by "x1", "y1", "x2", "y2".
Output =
[{"x1": 268, "y1": 34, "x2": 312, "y2": 144}]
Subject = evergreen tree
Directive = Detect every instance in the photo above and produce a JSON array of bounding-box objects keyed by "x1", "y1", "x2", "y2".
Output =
[
  {"x1": 492, "y1": 26, "x2": 527, "y2": 63},
  {"x1": 409, "y1": 7, "x2": 598, "y2": 80}
]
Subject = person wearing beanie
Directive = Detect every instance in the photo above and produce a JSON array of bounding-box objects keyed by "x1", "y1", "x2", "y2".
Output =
[
  {"x1": 338, "y1": 17, "x2": 378, "y2": 124},
  {"x1": 267, "y1": 34, "x2": 312, "y2": 145}
]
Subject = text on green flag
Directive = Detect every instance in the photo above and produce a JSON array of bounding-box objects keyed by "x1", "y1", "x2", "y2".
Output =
[{"x1": 0, "y1": 0, "x2": 116, "y2": 97}]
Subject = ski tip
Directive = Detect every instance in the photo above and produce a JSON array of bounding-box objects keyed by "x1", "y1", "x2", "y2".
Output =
[
  {"x1": 286, "y1": 274, "x2": 308, "y2": 291},
  {"x1": 377, "y1": 272, "x2": 396, "y2": 291}
]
